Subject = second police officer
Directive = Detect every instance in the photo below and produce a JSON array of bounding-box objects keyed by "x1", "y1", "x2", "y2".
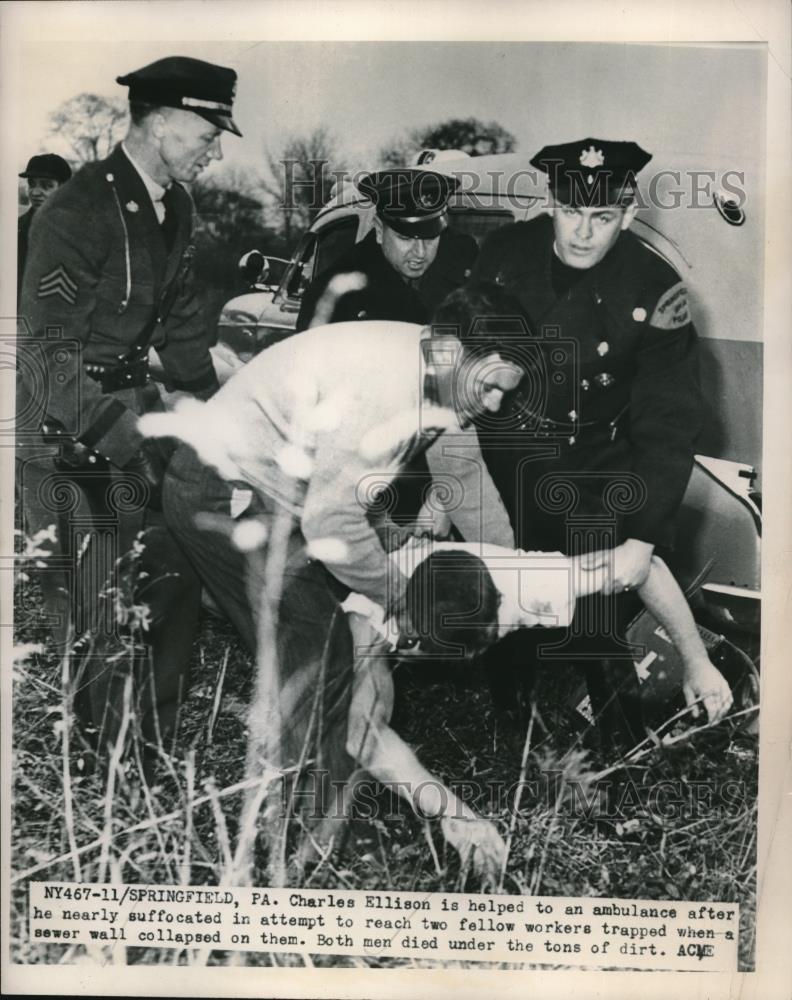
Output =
[{"x1": 296, "y1": 168, "x2": 478, "y2": 330}]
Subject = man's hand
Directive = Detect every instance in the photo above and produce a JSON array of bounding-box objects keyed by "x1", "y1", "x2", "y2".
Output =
[
  {"x1": 682, "y1": 659, "x2": 734, "y2": 724},
  {"x1": 55, "y1": 438, "x2": 96, "y2": 471},
  {"x1": 413, "y1": 502, "x2": 452, "y2": 539},
  {"x1": 123, "y1": 439, "x2": 176, "y2": 512},
  {"x1": 601, "y1": 538, "x2": 655, "y2": 595},
  {"x1": 385, "y1": 593, "x2": 421, "y2": 653}
]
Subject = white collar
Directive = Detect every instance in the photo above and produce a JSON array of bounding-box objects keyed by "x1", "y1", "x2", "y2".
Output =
[{"x1": 121, "y1": 142, "x2": 168, "y2": 204}]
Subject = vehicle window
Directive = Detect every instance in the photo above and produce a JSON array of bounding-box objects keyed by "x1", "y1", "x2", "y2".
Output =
[
  {"x1": 281, "y1": 217, "x2": 360, "y2": 303},
  {"x1": 313, "y1": 217, "x2": 360, "y2": 278},
  {"x1": 282, "y1": 233, "x2": 317, "y2": 300},
  {"x1": 447, "y1": 208, "x2": 515, "y2": 246},
  {"x1": 263, "y1": 257, "x2": 289, "y2": 287}
]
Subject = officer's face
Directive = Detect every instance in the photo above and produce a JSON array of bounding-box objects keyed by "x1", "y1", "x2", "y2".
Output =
[
  {"x1": 157, "y1": 109, "x2": 224, "y2": 183},
  {"x1": 454, "y1": 351, "x2": 524, "y2": 425},
  {"x1": 27, "y1": 177, "x2": 60, "y2": 209},
  {"x1": 549, "y1": 198, "x2": 637, "y2": 269},
  {"x1": 375, "y1": 218, "x2": 440, "y2": 281}
]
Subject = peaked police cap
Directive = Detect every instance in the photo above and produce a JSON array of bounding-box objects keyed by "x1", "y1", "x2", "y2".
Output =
[{"x1": 117, "y1": 56, "x2": 242, "y2": 136}]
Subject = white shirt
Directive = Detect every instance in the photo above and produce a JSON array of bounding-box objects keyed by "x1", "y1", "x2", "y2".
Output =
[
  {"x1": 121, "y1": 142, "x2": 168, "y2": 222},
  {"x1": 342, "y1": 539, "x2": 575, "y2": 648}
]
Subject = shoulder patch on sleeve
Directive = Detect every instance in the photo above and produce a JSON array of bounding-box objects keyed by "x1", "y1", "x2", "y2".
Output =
[
  {"x1": 37, "y1": 265, "x2": 78, "y2": 305},
  {"x1": 649, "y1": 280, "x2": 690, "y2": 330}
]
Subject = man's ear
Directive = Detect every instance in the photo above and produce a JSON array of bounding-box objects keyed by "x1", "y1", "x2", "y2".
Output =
[
  {"x1": 148, "y1": 110, "x2": 169, "y2": 141},
  {"x1": 620, "y1": 200, "x2": 638, "y2": 231},
  {"x1": 373, "y1": 215, "x2": 384, "y2": 245}
]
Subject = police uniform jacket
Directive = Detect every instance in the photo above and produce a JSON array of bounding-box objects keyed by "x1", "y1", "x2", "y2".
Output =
[
  {"x1": 471, "y1": 214, "x2": 701, "y2": 548},
  {"x1": 296, "y1": 228, "x2": 477, "y2": 331},
  {"x1": 19, "y1": 144, "x2": 218, "y2": 468}
]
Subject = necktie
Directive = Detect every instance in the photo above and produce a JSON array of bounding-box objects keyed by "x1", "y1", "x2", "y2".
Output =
[{"x1": 160, "y1": 187, "x2": 178, "y2": 253}]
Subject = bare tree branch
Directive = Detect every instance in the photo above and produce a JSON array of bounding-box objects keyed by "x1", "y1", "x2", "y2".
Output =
[
  {"x1": 379, "y1": 116, "x2": 517, "y2": 167},
  {"x1": 47, "y1": 93, "x2": 129, "y2": 166}
]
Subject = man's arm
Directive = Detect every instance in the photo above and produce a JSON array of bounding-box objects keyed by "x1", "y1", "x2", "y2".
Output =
[
  {"x1": 152, "y1": 187, "x2": 218, "y2": 400},
  {"x1": 624, "y1": 281, "x2": 702, "y2": 548},
  {"x1": 345, "y1": 613, "x2": 506, "y2": 886},
  {"x1": 300, "y1": 434, "x2": 408, "y2": 610},
  {"x1": 155, "y1": 258, "x2": 219, "y2": 400},
  {"x1": 602, "y1": 275, "x2": 703, "y2": 589},
  {"x1": 575, "y1": 550, "x2": 732, "y2": 723},
  {"x1": 424, "y1": 422, "x2": 515, "y2": 547},
  {"x1": 637, "y1": 555, "x2": 733, "y2": 723}
]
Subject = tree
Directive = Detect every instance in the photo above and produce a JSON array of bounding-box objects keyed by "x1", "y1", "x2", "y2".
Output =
[
  {"x1": 378, "y1": 116, "x2": 517, "y2": 167},
  {"x1": 48, "y1": 93, "x2": 128, "y2": 166},
  {"x1": 261, "y1": 128, "x2": 347, "y2": 250},
  {"x1": 191, "y1": 168, "x2": 288, "y2": 324}
]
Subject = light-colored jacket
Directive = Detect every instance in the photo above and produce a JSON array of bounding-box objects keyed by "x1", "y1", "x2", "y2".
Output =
[{"x1": 178, "y1": 320, "x2": 513, "y2": 606}]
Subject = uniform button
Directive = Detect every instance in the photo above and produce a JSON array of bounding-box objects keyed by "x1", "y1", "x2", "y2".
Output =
[
  {"x1": 597, "y1": 341, "x2": 609, "y2": 356},
  {"x1": 632, "y1": 307, "x2": 647, "y2": 322},
  {"x1": 88, "y1": 455, "x2": 97, "y2": 464},
  {"x1": 568, "y1": 409, "x2": 578, "y2": 421},
  {"x1": 595, "y1": 372, "x2": 615, "y2": 388},
  {"x1": 568, "y1": 436, "x2": 576, "y2": 446},
  {"x1": 580, "y1": 379, "x2": 590, "y2": 390}
]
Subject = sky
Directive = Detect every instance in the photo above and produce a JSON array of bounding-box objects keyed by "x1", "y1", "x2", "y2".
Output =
[{"x1": 16, "y1": 40, "x2": 765, "y2": 180}]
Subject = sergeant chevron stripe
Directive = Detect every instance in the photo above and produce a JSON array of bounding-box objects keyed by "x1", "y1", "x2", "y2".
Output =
[{"x1": 37, "y1": 265, "x2": 78, "y2": 305}]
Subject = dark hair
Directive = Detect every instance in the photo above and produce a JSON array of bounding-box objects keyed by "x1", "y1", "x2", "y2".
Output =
[
  {"x1": 405, "y1": 550, "x2": 501, "y2": 659},
  {"x1": 129, "y1": 101, "x2": 162, "y2": 126},
  {"x1": 431, "y1": 281, "x2": 532, "y2": 360}
]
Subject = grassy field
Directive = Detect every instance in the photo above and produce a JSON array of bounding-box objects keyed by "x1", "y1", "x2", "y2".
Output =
[{"x1": 10, "y1": 573, "x2": 759, "y2": 971}]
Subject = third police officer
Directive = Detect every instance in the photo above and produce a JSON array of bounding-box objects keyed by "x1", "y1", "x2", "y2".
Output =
[{"x1": 471, "y1": 138, "x2": 702, "y2": 744}]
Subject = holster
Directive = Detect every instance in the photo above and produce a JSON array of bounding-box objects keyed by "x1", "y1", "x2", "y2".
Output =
[{"x1": 85, "y1": 352, "x2": 150, "y2": 392}]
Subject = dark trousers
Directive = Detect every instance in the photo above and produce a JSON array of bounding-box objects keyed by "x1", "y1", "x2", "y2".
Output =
[
  {"x1": 163, "y1": 450, "x2": 355, "y2": 809},
  {"x1": 479, "y1": 438, "x2": 645, "y2": 748},
  {"x1": 16, "y1": 449, "x2": 201, "y2": 750}
]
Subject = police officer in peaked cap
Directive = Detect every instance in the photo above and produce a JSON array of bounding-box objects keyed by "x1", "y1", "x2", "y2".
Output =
[
  {"x1": 471, "y1": 138, "x2": 703, "y2": 746},
  {"x1": 297, "y1": 167, "x2": 478, "y2": 330},
  {"x1": 296, "y1": 166, "x2": 483, "y2": 535},
  {"x1": 17, "y1": 55, "x2": 242, "y2": 762}
]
